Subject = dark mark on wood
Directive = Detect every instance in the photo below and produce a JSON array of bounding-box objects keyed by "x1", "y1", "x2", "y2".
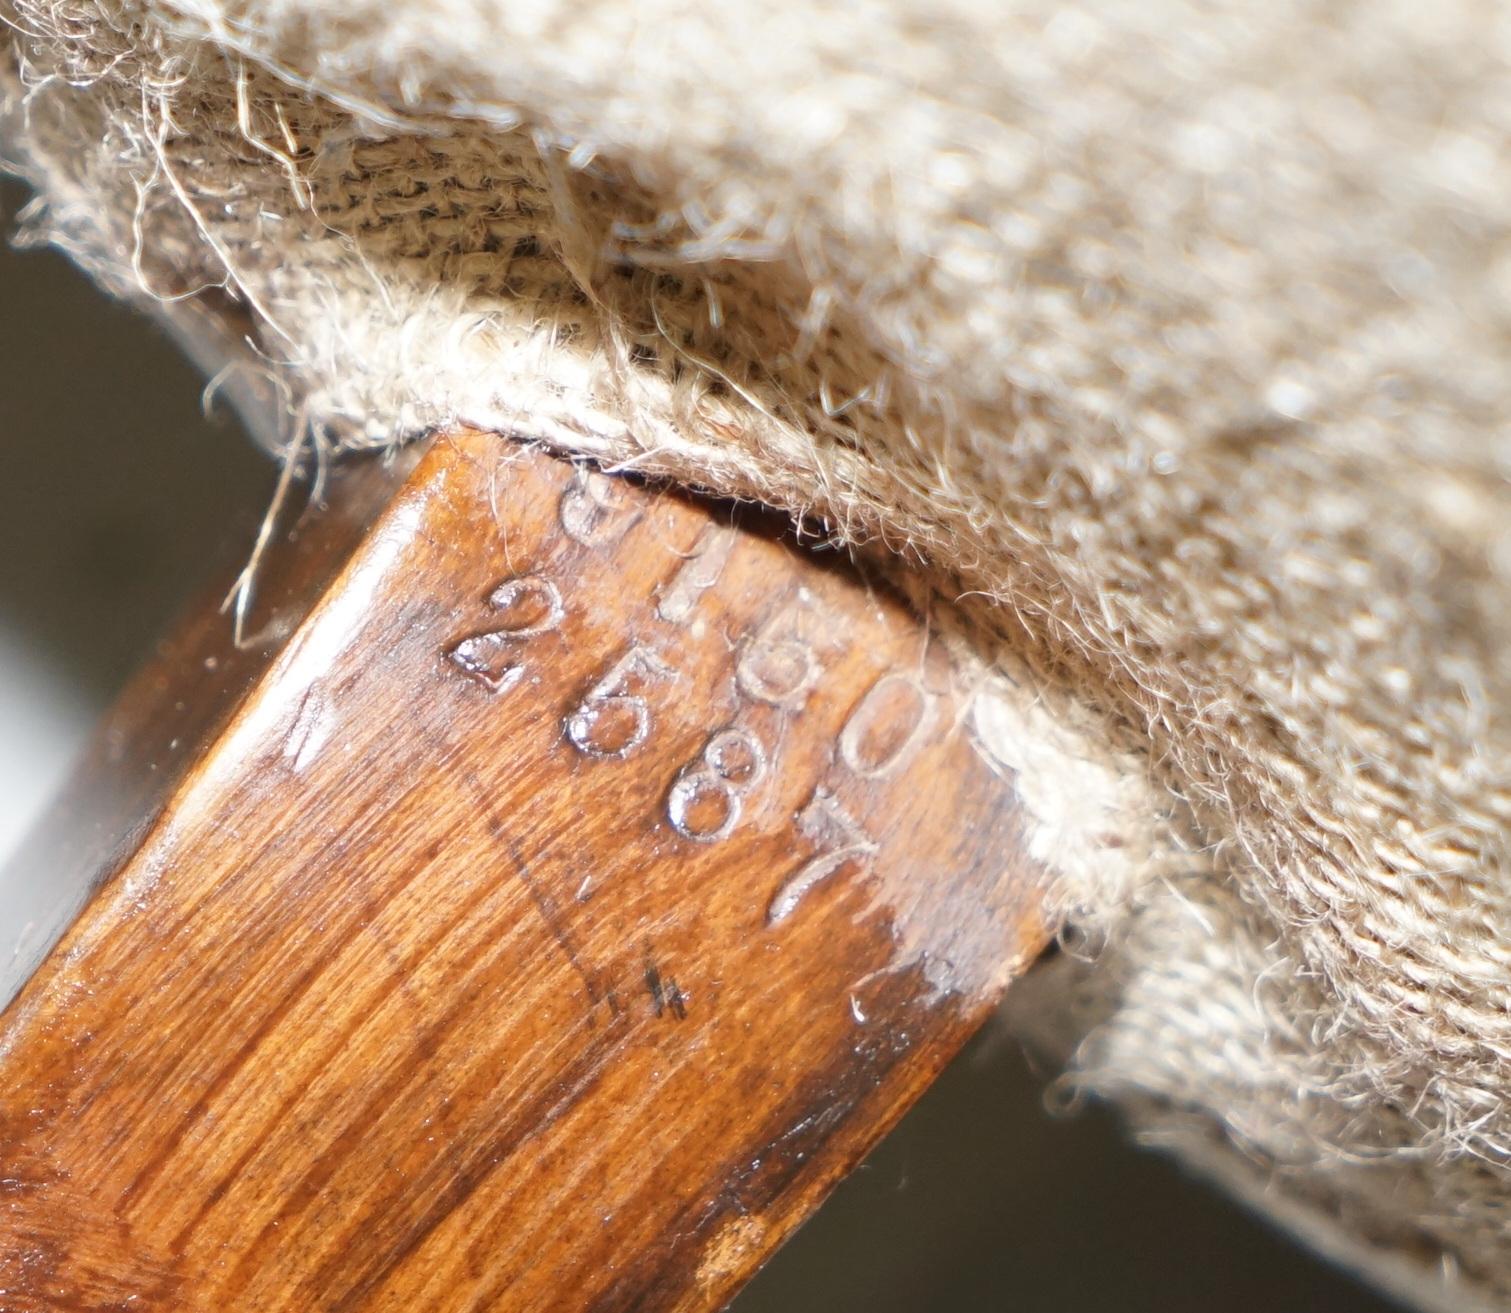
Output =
[{"x1": 644, "y1": 960, "x2": 688, "y2": 1021}]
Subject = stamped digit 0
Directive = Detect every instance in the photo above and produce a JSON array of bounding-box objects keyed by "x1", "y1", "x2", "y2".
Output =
[{"x1": 839, "y1": 673, "x2": 934, "y2": 778}]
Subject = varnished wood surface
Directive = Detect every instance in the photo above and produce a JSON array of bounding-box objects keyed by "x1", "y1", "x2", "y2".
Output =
[
  {"x1": 0, "y1": 431, "x2": 1048, "y2": 1312},
  {"x1": 0, "y1": 446, "x2": 421, "y2": 1009}
]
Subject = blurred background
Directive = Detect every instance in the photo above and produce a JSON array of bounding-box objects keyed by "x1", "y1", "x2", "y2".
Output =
[{"x1": 0, "y1": 174, "x2": 1404, "y2": 1313}]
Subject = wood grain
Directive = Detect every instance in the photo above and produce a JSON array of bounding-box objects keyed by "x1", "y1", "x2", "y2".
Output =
[
  {"x1": 0, "y1": 446, "x2": 421, "y2": 1010},
  {"x1": 0, "y1": 430, "x2": 1049, "y2": 1312}
]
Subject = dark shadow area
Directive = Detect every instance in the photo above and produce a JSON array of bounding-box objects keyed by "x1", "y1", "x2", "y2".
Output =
[
  {"x1": 0, "y1": 173, "x2": 1404, "y2": 1313},
  {"x1": 733, "y1": 1023, "x2": 1405, "y2": 1313},
  {"x1": 0, "y1": 176, "x2": 273, "y2": 702}
]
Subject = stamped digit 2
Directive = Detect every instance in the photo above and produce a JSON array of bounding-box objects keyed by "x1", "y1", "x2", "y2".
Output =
[{"x1": 448, "y1": 574, "x2": 563, "y2": 694}]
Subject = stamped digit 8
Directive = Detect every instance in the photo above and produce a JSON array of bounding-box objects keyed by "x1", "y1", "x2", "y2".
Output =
[{"x1": 667, "y1": 727, "x2": 768, "y2": 842}]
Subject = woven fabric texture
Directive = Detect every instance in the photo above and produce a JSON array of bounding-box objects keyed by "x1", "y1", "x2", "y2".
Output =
[{"x1": 3, "y1": 2, "x2": 1510, "y2": 1306}]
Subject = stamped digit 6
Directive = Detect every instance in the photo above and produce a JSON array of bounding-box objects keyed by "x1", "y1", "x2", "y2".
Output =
[
  {"x1": 560, "y1": 468, "x2": 641, "y2": 548},
  {"x1": 736, "y1": 605, "x2": 822, "y2": 708}
]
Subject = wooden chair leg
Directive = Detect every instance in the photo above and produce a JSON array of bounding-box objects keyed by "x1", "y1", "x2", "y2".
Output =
[{"x1": 0, "y1": 430, "x2": 1048, "y2": 1313}]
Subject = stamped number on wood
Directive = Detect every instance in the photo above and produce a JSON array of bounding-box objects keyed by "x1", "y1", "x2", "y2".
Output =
[{"x1": 443, "y1": 462, "x2": 964, "y2": 932}]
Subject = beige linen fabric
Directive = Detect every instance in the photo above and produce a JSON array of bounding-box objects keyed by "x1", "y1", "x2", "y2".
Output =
[{"x1": 3, "y1": 2, "x2": 1510, "y2": 1306}]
